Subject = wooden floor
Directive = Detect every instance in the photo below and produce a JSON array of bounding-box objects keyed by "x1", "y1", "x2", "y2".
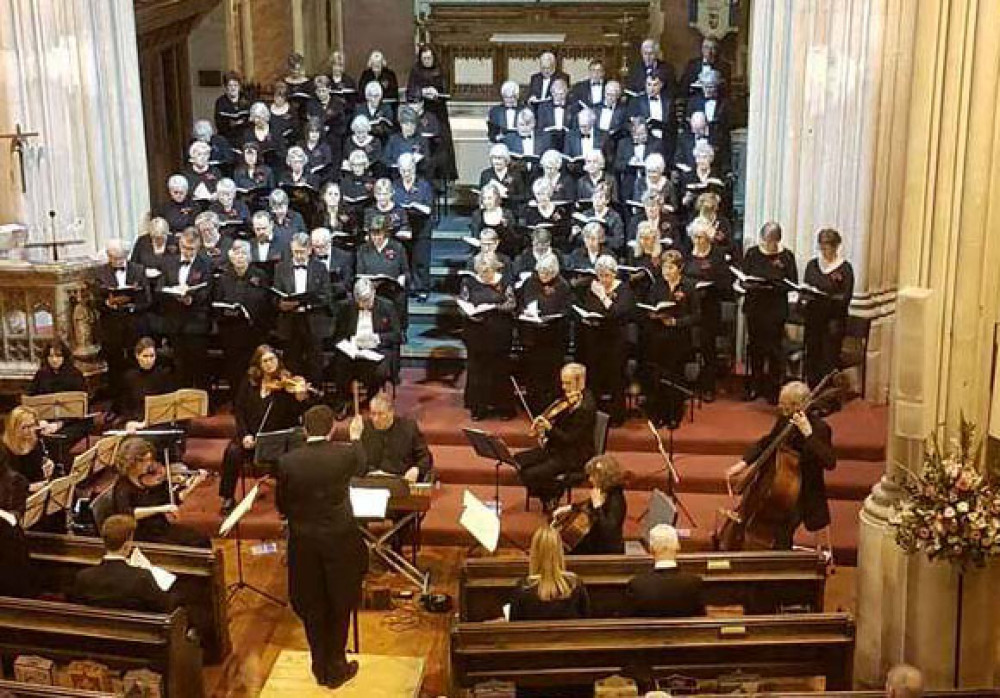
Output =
[{"x1": 207, "y1": 540, "x2": 858, "y2": 697}]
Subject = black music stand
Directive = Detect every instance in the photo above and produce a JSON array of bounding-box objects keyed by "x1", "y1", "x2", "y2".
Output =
[
  {"x1": 462, "y1": 428, "x2": 519, "y2": 514},
  {"x1": 220, "y1": 479, "x2": 285, "y2": 607}
]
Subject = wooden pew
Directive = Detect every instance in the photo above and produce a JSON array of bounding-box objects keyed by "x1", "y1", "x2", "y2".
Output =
[
  {"x1": 460, "y1": 550, "x2": 827, "y2": 621},
  {"x1": 0, "y1": 598, "x2": 202, "y2": 698},
  {"x1": 24, "y1": 532, "x2": 230, "y2": 665},
  {"x1": 450, "y1": 612, "x2": 855, "y2": 696},
  {"x1": 0, "y1": 679, "x2": 116, "y2": 697}
]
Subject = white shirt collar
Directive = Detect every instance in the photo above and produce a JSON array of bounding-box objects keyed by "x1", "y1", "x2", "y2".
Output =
[
  {"x1": 818, "y1": 255, "x2": 846, "y2": 274},
  {"x1": 654, "y1": 559, "x2": 678, "y2": 570},
  {"x1": 103, "y1": 553, "x2": 128, "y2": 562}
]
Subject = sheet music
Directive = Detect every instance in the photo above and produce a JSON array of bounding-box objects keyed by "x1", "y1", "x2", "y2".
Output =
[
  {"x1": 219, "y1": 484, "x2": 258, "y2": 537},
  {"x1": 349, "y1": 487, "x2": 391, "y2": 518},
  {"x1": 128, "y1": 546, "x2": 177, "y2": 592},
  {"x1": 460, "y1": 489, "x2": 500, "y2": 553}
]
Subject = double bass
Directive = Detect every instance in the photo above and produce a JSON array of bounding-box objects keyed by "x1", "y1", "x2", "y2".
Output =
[{"x1": 714, "y1": 372, "x2": 840, "y2": 551}]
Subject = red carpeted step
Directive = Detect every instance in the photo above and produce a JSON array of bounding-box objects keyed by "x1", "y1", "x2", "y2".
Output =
[{"x1": 183, "y1": 438, "x2": 229, "y2": 473}]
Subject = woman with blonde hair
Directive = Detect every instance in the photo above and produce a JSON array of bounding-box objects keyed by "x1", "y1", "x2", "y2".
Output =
[
  {"x1": 1, "y1": 406, "x2": 55, "y2": 493},
  {"x1": 509, "y1": 525, "x2": 589, "y2": 620}
]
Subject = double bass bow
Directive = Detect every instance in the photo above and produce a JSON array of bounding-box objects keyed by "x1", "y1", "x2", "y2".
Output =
[{"x1": 714, "y1": 371, "x2": 841, "y2": 552}]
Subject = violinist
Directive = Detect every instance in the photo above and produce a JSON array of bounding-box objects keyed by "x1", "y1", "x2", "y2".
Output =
[
  {"x1": 725, "y1": 380, "x2": 836, "y2": 550},
  {"x1": 553, "y1": 454, "x2": 626, "y2": 555},
  {"x1": 515, "y1": 363, "x2": 597, "y2": 510},
  {"x1": 110, "y1": 436, "x2": 209, "y2": 548},
  {"x1": 219, "y1": 345, "x2": 309, "y2": 513}
]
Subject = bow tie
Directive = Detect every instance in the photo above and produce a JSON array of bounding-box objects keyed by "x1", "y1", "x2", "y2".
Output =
[
  {"x1": 523, "y1": 136, "x2": 533, "y2": 141},
  {"x1": 180, "y1": 260, "x2": 192, "y2": 267},
  {"x1": 294, "y1": 264, "x2": 307, "y2": 270},
  {"x1": 317, "y1": 255, "x2": 329, "y2": 261},
  {"x1": 591, "y1": 81, "x2": 602, "y2": 87},
  {"x1": 114, "y1": 267, "x2": 126, "y2": 272},
  {"x1": 649, "y1": 96, "x2": 660, "y2": 102}
]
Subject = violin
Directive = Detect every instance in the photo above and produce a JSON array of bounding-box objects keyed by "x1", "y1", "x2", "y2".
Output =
[
  {"x1": 138, "y1": 459, "x2": 209, "y2": 505},
  {"x1": 529, "y1": 391, "x2": 582, "y2": 445},
  {"x1": 262, "y1": 371, "x2": 321, "y2": 397}
]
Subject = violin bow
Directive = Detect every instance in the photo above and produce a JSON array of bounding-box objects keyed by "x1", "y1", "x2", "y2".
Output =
[
  {"x1": 352, "y1": 380, "x2": 361, "y2": 418},
  {"x1": 509, "y1": 377, "x2": 537, "y2": 422}
]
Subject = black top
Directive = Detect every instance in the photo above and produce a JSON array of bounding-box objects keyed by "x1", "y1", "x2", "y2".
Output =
[
  {"x1": 0, "y1": 442, "x2": 45, "y2": 484},
  {"x1": 232, "y1": 377, "x2": 304, "y2": 440},
  {"x1": 571, "y1": 486, "x2": 626, "y2": 555},
  {"x1": 509, "y1": 575, "x2": 590, "y2": 620},
  {"x1": 626, "y1": 566, "x2": 705, "y2": 618},
  {"x1": 358, "y1": 416, "x2": 433, "y2": 479},
  {"x1": 27, "y1": 363, "x2": 86, "y2": 396},
  {"x1": 543, "y1": 390, "x2": 597, "y2": 473},
  {"x1": 111, "y1": 476, "x2": 172, "y2": 542},
  {"x1": 121, "y1": 366, "x2": 175, "y2": 422},
  {"x1": 0, "y1": 515, "x2": 33, "y2": 598},
  {"x1": 802, "y1": 258, "x2": 855, "y2": 318},
  {"x1": 741, "y1": 246, "x2": 798, "y2": 319},
  {"x1": 277, "y1": 440, "x2": 363, "y2": 539},
  {"x1": 70, "y1": 558, "x2": 173, "y2": 614}
]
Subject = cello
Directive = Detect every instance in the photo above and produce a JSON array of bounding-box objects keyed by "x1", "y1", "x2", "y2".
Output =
[{"x1": 714, "y1": 372, "x2": 841, "y2": 551}]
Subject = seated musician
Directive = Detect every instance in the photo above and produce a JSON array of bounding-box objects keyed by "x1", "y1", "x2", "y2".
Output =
[
  {"x1": 626, "y1": 523, "x2": 705, "y2": 617},
  {"x1": 110, "y1": 436, "x2": 208, "y2": 548},
  {"x1": 515, "y1": 363, "x2": 597, "y2": 510},
  {"x1": 332, "y1": 278, "x2": 401, "y2": 416},
  {"x1": 509, "y1": 526, "x2": 590, "y2": 621},
  {"x1": 96, "y1": 238, "x2": 152, "y2": 399},
  {"x1": 0, "y1": 469, "x2": 33, "y2": 598},
  {"x1": 274, "y1": 232, "x2": 332, "y2": 384},
  {"x1": 219, "y1": 345, "x2": 309, "y2": 513},
  {"x1": 516, "y1": 254, "x2": 572, "y2": 414},
  {"x1": 726, "y1": 380, "x2": 837, "y2": 551},
  {"x1": 554, "y1": 454, "x2": 626, "y2": 555},
  {"x1": 120, "y1": 337, "x2": 175, "y2": 432},
  {"x1": 69, "y1": 514, "x2": 174, "y2": 613},
  {"x1": 1, "y1": 406, "x2": 57, "y2": 494},
  {"x1": 350, "y1": 392, "x2": 432, "y2": 484}
]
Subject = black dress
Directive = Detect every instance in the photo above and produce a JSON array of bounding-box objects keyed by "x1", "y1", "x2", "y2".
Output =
[
  {"x1": 516, "y1": 274, "x2": 572, "y2": 413},
  {"x1": 639, "y1": 276, "x2": 699, "y2": 426},
  {"x1": 27, "y1": 363, "x2": 90, "y2": 464},
  {"x1": 741, "y1": 246, "x2": 797, "y2": 400},
  {"x1": 110, "y1": 476, "x2": 208, "y2": 548},
  {"x1": 407, "y1": 59, "x2": 458, "y2": 181},
  {"x1": 470, "y1": 207, "x2": 521, "y2": 258},
  {"x1": 574, "y1": 281, "x2": 635, "y2": 425},
  {"x1": 570, "y1": 486, "x2": 626, "y2": 555},
  {"x1": 459, "y1": 276, "x2": 517, "y2": 417},
  {"x1": 801, "y1": 258, "x2": 854, "y2": 388},
  {"x1": 684, "y1": 247, "x2": 731, "y2": 395},
  {"x1": 508, "y1": 575, "x2": 590, "y2": 620},
  {"x1": 524, "y1": 203, "x2": 573, "y2": 253},
  {"x1": 359, "y1": 67, "x2": 400, "y2": 107},
  {"x1": 0, "y1": 442, "x2": 65, "y2": 533}
]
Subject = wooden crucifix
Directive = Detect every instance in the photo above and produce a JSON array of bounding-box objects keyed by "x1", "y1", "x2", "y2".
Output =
[{"x1": 0, "y1": 124, "x2": 41, "y2": 194}]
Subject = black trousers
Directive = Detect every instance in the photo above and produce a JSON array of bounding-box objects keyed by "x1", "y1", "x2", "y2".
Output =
[
  {"x1": 219, "y1": 440, "x2": 252, "y2": 500},
  {"x1": 804, "y1": 315, "x2": 845, "y2": 388},
  {"x1": 698, "y1": 296, "x2": 721, "y2": 393},
  {"x1": 746, "y1": 313, "x2": 786, "y2": 399},
  {"x1": 334, "y1": 356, "x2": 393, "y2": 403},
  {"x1": 403, "y1": 216, "x2": 432, "y2": 293},
  {"x1": 516, "y1": 447, "x2": 569, "y2": 501},
  {"x1": 288, "y1": 532, "x2": 366, "y2": 683}
]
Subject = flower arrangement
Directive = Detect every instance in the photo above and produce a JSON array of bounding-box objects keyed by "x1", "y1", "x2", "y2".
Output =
[{"x1": 890, "y1": 418, "x2": 1000, "y2": 569}]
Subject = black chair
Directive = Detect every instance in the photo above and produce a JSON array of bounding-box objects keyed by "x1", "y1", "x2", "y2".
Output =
[
  {"x1": 524, "y1": 410, "x2": 611, "y2": 510},
  {"x1": 838, "y1": 315, "x2": 872, "y2": 398}
]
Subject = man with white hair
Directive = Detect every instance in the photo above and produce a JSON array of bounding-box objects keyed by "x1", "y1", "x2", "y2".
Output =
[
  {"x1": 274, "y1": 232, "x2": 333, "y2": 384},
  {"x1": 95, "y1": 239, "x2": 151, "y2": 398},
  {"x1": 310, "y1": 227, "x2": 354, "y2": 305},
  {"x1": 536, "y1": 79, "x2": 574, "y2": 151},
  {"x1": 184, "y1": 140, "x2": 222, "y2": 201},
  {"x1": 625, "y1": 524, "x2": 704, "y2": 617},
  {"x1": 487, "y1": 81, "x2": 523, "y2": 143},
  {"x1": 528, "y1": 51, "x2": 570, "y2": 105},
  {"x1": 564, "y1": 108, "x2": 606, "y2": 165},
  {"x1": 626, "y1": 39, "x2": 677, "y2": 98},
  {"x1": 190, "y1": 118, "x2": 234, "y2": 173},
  {"x1": 504, "y1": 109, "x2": 551, "y2": 174},
  {"x1": 595, "y1": 81, "x2": 629, "y2": 142},
  {"x1": 156, "y1": 174, "x2": 198, "y2": 232}
]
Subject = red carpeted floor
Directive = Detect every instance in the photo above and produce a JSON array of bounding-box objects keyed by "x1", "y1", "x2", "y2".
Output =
[{"x1": 177, "y1": 370, "x2": 887, "y2": 565}]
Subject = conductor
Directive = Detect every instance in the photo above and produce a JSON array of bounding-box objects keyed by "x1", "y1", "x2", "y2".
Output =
[{"x1": 276, "y1": 405, "x2": 368, "y2": 689}]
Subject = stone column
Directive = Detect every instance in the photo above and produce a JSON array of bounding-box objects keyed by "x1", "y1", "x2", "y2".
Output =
[
  {"x1": 855, "y1": 0, "x2": 1000, "y2": 688},
  {"x1": 0, "y1": 0, "x2": 149, "y2": 255},
  {"x1": 744, "y1": 0, "x2": 915, "y2": 402}
]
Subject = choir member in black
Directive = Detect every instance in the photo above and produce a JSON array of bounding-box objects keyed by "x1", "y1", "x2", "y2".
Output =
[
  {"x1": 356, "y1": 220, "x2": 410, "y2": 330},
  {"x1": 95, "y1": 239, "x2": 151, "y2": 399},
  {"x1": 27, "y1": 340, "x2": 90, "y2": 460},
  {"x1": 341, "y1": 151, "x2": 376, "y2": 242},
  {"x1": 537, "y1": 149, "x2": 577, "y2": 205},
  {"x1": 219, "y1": 345, "x2": 309, "y2": 512},
  {"x1": 359, "y1": 50, "x2": 399, "y2": 108},
  {"x1": 575, "y1": 255, "x2": 635, "y2": 425},
  {"x1": 564, "y1": 109, "x2": 608, "y2": 179},
  {"x1": 674, "y1": 110, "x2": 727, "y2": 176},
  {"x1": 316, "y1": 182, "x2": 354, "y2": 248},
  {"x1": 244, "y1": 102, "x2": 286, "y2": 172},
  {"x1": 627, "y1": 221, "x2": 664, "y2": 285},
  {"x1": 354, "y1": 82, "x2": 395, "y2": 145},
  {"x1": 479, "y1": 143, "x2": 527, "y2": 214},
  {"x1": 394, "y1": 153, "x2": 434, "y2": 301},
  {"x1": 283, "y1": 52, "x2": 313, "y2": 118},
  {"x1": 678, "y1": 142, "x2": 727, "y2": 221},
  {"x1": 213, "y1": 240, "x2": 274, "y2": 392},
  {"x1": 627, "y1": 39, "x2": 678, "y2": 98},
  {"x1": 185, "y1": 141, "x2": 223, "y2": 205},
  {"x1": 0, "y1": 470, "x2": 32, "y2": 598},
  {"x1": 233, "y1": 143, "x2": 275, "y2": 210},
  {"x1": 407, "y1": 44, "x2": 458, "y2": 182},
  {"x1": 641, "y1": 250, "x2": 699, "y2": 428},
  {"x1": 120, "y1": 337, "x2": 175, "y2": 429},
  {"x1": 487, "y1": 81, "x2": 521, "y2": 143},
  {"x1": 570, "y1": 59, "x2": 607, "y2": 111},
  {"x1": 613, "y1": 120, "x2": 665, "y2": 204},
  {"x1": 332, "y1": 278, "x2": 400, "y2": 415},
  {"x1": 470, "y1": 182, "x2": 521, "y2": 257},
  {"x1": 305, "y1": 76, "x2": 348, "y2": 169},
  {"x1": 513, "y1": 228, "x2": 563, "y2": 281},
  {"x1": 509, "y1": 526, "x2": 589, "y2": 621},
  {"x1": 350, "y1": 392, "x2": 433, "y2": 482},
  {"x1": 464, "y1": 229, "x2": 514, "y2": 285},
  {"x1": 515, "y1": 362, "x2": 596, "y2": 506},
  {"x1": 595, "y1": 80, "x2": 630, "y2": 143},
  {"x1": 249, "y1": 211, "x2": 289, "y2": 285},
  {"x1": 566, "y1": 222, "x2": 613, "y2": 287},
  {"x1": 1, "y1": 406, "x2": 56, "y2": 495},
  {"x1": 110, "y1": 436, "x2": 208, "y2": 548},
  {"x1": 685, "y1": 73, "x2": 732, "y2": 169},
  {"x1": 196, "y1": 211, "x2": 233, "y2": 274},
  {"x1": 536, "y1": 79, "x2": 574, "y2": 152},
  {"x1": 726, "y1": 380, "x2": 837, "y2": 549},
  {"x1": 554, "y1": 454, "x2": 627, "y2": 555},
  {"x1": 516, "y1": 254, "x2": 572, "y2": 413},
  {"x1": 130, "y1": 218, "x2": 175, "y2": 339},
  {"x1": 574, "y1": 147, "x2": 616, "y2": 211},
  {"x1": 270, "y1": 188, "x2": 308, "y2": 241},
  {"x1": 628, "y1": 74, "x2": 675, "y2": 163},
  {"x1": 503, "y1": 109, "x2": 551, "y2": 178},
  {"x1": 742, "y1": 221, "x2": 798, "y2": 403},
  {"x1": 191, "y1": 118, "x2": 234, "y2": 175},
  {"x1": 680, "y1": 37, "x2": 730, "y2": 97},
  {"x1": 161, "y1": 229, "x2": 214, "y2": 389},
  {"x1": 626, "y1": 523, "x2": 705, "y2": 617},
  {"x1": 213, "y1": 71, "x2": 250, "y2": 143},
  {"x1": 527, "y1": 52, "x2": 569, "y2": 105},
  {"x1": 279, "y1": 146, "x2": 320, "y2": 224},
  {"x1": 274, "y1": 233, "x2": 332, "y2": 384},
  {"x1": 574, "y1": 180, "x2": 625, "y2": 254},
  {"x1": 363, "y1": 178, "x2": 408, "y2": 241},
  {"x1": 383, "y1": 107, "x2": 430, "y2": 179},
  {"x1": 801, "y1": 228, "x2": 855, "y2": 392},
  {"x1": 209, "y1": 178, "x2": 250, "y2": 239},
  {"x1": 633, "y1": 152, "x2": 679, "y2": 221},
  {"x1": 628, "y1": 190, "x2": 678, "y2": 252},
  {"x1": 278, "y1": 406, "x2": 366, "y2": 689},
  {"x1": 525, "y1": 177, "x2": 572, "y2": 253},
  {"x1": 684, "y1": 219, "x2": 731, "y2": 402},
  {"x1": 345, "y1": 114, "x2": 384, "y2": 178},
  {"x1": 691, "y1": 191, "x2": 734, "y2": 260},
  {"x1": 459, "y1": 252, "x2": 517, "y2": 420},
  {"x1": 329, "y1": 50, "x2": 358, "y2": 108},
  {"x1": 301, "y1": 119, "x2": 333, "y2": 183},
  {"x1": 270, "y1": 81, "x2": 299, "y2": 144},
  {"x1": 156, "y1": 175, "x2": 199, "y2": 233},
  {"x1": 310, "y1": 227, "x2": 354, "y2": 307}
]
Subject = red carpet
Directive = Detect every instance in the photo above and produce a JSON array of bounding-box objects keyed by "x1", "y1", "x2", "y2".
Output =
[{"x1": 176, "y1": 370, "x2": 887, "y2": 565}]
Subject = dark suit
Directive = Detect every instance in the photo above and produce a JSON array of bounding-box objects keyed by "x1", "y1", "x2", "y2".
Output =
[
  {"x1": 358, "y1": 415, "x2": 433, "y2": 479},
  {"x1": 161, "y1": 254, "x2": 214, "y2": 388},
  {"x1": 594, "y1": 103, "x2": 630, "y2": 143},
  {"x1": 536, "y1": 101, "x2": 576, "y2": 151},
  {"x1": 570, "y1": 80, "x2": 606, "y2": 111},
  {"x1": 313, "y1": 248, "x2": 355, "y2": 308},
  {"x1": 626, "y1": 60, "x2": 678, "y2": 98},
  {"x1": 333, "y1": 297, "x2": 401, "y2": 399},
  {"x1": 274, "y1": 259, "x2": 332, "y2": 383},
  {"x1": 628, "y1": 95, "x2": 676, "y2": 163},
  {"x1": 679, "y1": 59, "x2": 731, "y2": 96},
  {"x1": 487, "y1": 104, "x2": 521, "y2": 143},
  {"x1": 515, "y1": 390, "x2": 597, "y2": 501},
  {"x1": 563, "y1": 129, "x2": 608, "y2": 163},
  {"x1": 94, "y1": 262, "x2": 152, "y2": 396},
  {"x1": 527, "y1": 70, "x2": 570, "y2": 105},
  {"x1": 70, "y1": 558, "x2": 174, "y2": 614},
  {"x1": 212, "y1": 265, "x2": 274, "y2": 387},
  {"x1": 626, "y1": 565, "x2": 705, "y2": 617},
  {"x1": 503, "y1": 131, "x2": 552, "y2": 177},
  {"x1": 613, "y1": 137, "x2": 667, "y2": 207},
  {"x1": 277, "y1": 439, "x2": 368, "y2": 684},
  {"x1": 250, "y1": 236, "x2": 289, "y2": 285}
]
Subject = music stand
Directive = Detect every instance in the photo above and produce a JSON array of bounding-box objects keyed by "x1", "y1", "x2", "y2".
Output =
[
  {"x1": 253, "y1": 427, "x2": 305, "y2": 469},
  {"x1": 92, "y1": 434, "x2": 124, "y2": 476},
  {"x1": 144, "y1": 389, "x2": 208, "y2": 426},
  {"x1": 462, "y1": 428, "x2": 519, "y2": 513},
  {"x1": 21, "y1": 486, "x2": 48, "y2": 529},
  {"x1": 44, "y1": 475, "x2": 76, "y2": 517},
  {"x1": 219, "y1": 481, "x2": 285, "y2": 607},
  {"x1": 21, "y1": 391, "x2": 89, "y2": 420}
]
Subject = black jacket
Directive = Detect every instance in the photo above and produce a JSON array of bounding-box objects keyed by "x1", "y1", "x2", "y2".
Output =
[
  {"x1": 160, "y1": 255, "x2": 213, "y2": 335},
  {"x1": 571, "y1": 486, "x2": 626, "y2": 555},
  {"x1": 527, "y1": 71, "x2": 571, "y2": 104},
  {"x1": 358, "y1": 416, "x2": 433, "y2": 479},
  {"x1": 334, "y1": 297, "x2": 401, "y2": 349},
  {"x1": 626, "y1": 566, "x2": 705, "y2": 617},
  {"x1": 509, "y1": 575, "x2": 589, "y2": 621},
  {"x1": 94, "y1": 262, "x2": 152, "y2": 316},
  {"x1": 273, "y1": 258, "x2": 334, "y2": 339},
  {"x1": 70, "y1": 558, "x2": 174, "y2": 614},
  {"x1": 277, "y1": 440, "x2": 364, "y2": 541},
  {"x1": 0, "y1": 515, "x2": 33, "y2": 598},
  {"x1": 543, "y1": 389, "x2": 597, "y2": 473}
]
